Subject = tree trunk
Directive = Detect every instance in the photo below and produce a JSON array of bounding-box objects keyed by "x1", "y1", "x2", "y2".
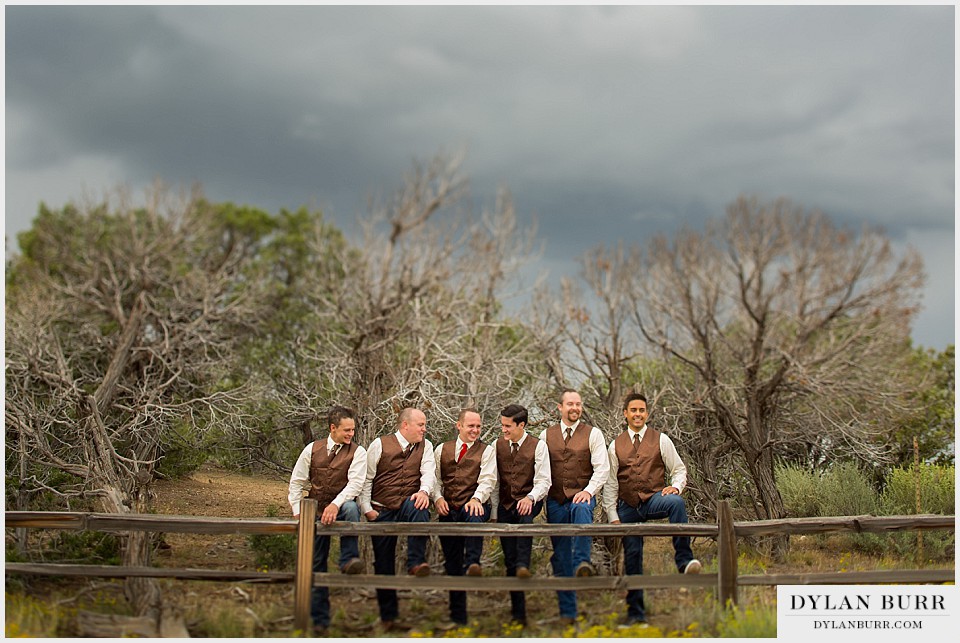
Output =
[
  {"x1": 299, "y1": 418, "x2": 314, "y2": 447},
  {"x1": 95, "y1": 480, "x2": 162, "y2": 618},
  {"x1": 16, "y1": 438, "x2": 30, "y2": 556},
  {"x1": 689, "y1": 444, "x2": 721, "y2": 522},
  {"x1": 85, "y1": 292, "x2": 166, "y2": 617},
  {"x1": 749, "y1": 446, "x2": 790, "y2": 561},
  {"x1": 124, "y1": 532, "x2": 163, "y2": 617}
]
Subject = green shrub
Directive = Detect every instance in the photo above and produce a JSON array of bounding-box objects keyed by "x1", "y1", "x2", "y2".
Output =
[
  {"x1": 247, "y1": 504, "x2": 296, "y2": 571},
  {"x1": 668, "y1": 591, "x2": 775, "y2": 638},
  {"x1": 6, "y1": 468, "x2": 94, "y2": 512},
  {"x1": 880, "y1": 464, "x2": 955, "y2": 515},
  {"x1": 187, "y1": 605, "x2": 258, "y2": 637},
  {"x1": 879, "y1": 464, "x2": 955, "y2": 561},
  {"x1": 716, "y1": 603, "x2": 778, "y2": 638},
  {"x1": 38, "y1": 531, "x2": 121, "y2": 565},
  {"x1": 815, "y1": 461, "x2": 880, "y2": 552},
  {"x1": 157, "y1": 420, "x2": 220, "y2": 478},
  {"x1": 775, "y1": 464, "x2": 821, "y2": 517},
  {"x1": 156, "y1": 442, "x2": 209, "y2": 479},
  {"x1": 5, "y1": 592, "x2": 63, "y2": 637},
  {"x1": 819, "y1": 461, "x2": 877, "y2": 517}
]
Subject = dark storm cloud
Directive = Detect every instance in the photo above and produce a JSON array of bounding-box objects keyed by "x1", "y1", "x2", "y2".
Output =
[
  {"x1": 5, "y1": 4, "x2": 954, "y2": 348},
  {"x1": 7, "y1": 6, "x2": 378, "y2": 197}
]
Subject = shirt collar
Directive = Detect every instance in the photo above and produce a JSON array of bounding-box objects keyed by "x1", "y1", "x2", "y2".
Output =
[
  {"x1": 561, "y1": 419, "x2": 580, "y2": 432},
  {"x1": 395, "y1": 432, "x2": 410, "y2": 449},
  {"x1": 628, "y1": 425, "x2": 646, "y2": 440}
]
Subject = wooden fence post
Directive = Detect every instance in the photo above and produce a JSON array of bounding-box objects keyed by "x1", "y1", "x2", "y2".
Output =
[
  {"x1": 293, "y1": 499, "x2": 317, "y2": 635},
  {"x1": 914, "y1": 436, "x2": 924, "y2": 565},
  {"x1": 717, "y1": 499, "x2": 738, "y2": 607}
]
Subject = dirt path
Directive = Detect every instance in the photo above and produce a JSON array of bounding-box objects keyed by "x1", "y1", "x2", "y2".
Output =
[{"x1": 151, "y1": 462, "x2": 290, "y2": 570}]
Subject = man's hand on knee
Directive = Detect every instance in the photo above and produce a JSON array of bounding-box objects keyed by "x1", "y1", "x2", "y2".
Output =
[
  {"x1": 320, "y1": 503, "x2": 339, "y2": 525},
  {"x1": 572, "y1": 490, "x2": 593, "y2": 504}
]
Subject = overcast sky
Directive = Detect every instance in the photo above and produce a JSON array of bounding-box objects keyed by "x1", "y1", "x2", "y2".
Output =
[{"x1": 5, "y1": 4, "x2": 955, "y2": 350}]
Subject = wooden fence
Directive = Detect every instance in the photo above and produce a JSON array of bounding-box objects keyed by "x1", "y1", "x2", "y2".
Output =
[{"x1": 6, "y1": 500, "x2": 955, "y2": 633}]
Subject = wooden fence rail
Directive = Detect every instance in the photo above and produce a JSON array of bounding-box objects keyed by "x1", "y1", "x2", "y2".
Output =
[
  {"x1": 5, "y1": 501, "x2": 955, "y2": 634},
  {"x1": 8, "y1": 510, "x2": 951, "y2": 537}
]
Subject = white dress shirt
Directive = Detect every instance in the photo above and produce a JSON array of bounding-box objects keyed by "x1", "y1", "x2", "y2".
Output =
[
  {"x1": 431, "y1": 439, "x2": 497, "y2": 503},
  {"x1": 287, "y1": 437, "x2": 367, "y2": 516},
  {"x1": 359, "y1": 432, "x2": 436, "y2": 515},
  {"x1": 602, "y1": 425, "x2": 688, "y2": 522}
]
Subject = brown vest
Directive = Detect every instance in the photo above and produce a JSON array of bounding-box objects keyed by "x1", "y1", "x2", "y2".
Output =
[
  {"x1": 307, "y1": 440, "x2": 357, "y2": 506},
  {"x1": 495, "y1": 435, "x2": 538, "y2": 511},
  {"x1": 439, "y1": 439, "x2": 485, "y2": 509},
  {"x1": 545, "y1": 423, "x2": 594, "y2": 503},
  {"x1": 371, "y1": 434, "x2": 424, "y2": 511},
  {"x1": 614, "y1": 428, "x2": 666, "y2": 506}
]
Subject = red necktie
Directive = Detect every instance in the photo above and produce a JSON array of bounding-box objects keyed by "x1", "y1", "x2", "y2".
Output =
[{"x1": 457, "y1": 443, "x2": 468, "y2": 463}]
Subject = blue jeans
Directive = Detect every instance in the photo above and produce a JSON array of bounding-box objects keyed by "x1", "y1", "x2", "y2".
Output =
[
  {"x1": 499, "y1": 500, "x2": 543, "y2": 621},
  {"x1": 546, "y1": 495, "x2": 596, "y2": 618},
  {"x1": 310, "y1": 500, "x2": 361, "y2": 627},
  {"x1": 371, "y1": 498, "x2": 430, "y2": 622},
  {"x1": 618, "y1": 494, "x2": 693, "y2": 621},
  {"x1": 438, "y1": 502, "x2": 489, "y2": 624}
]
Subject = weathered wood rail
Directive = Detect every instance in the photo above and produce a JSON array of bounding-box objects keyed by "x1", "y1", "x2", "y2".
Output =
[{"x1": 5, "y1": 501, "x2": 954, "y2": 634}]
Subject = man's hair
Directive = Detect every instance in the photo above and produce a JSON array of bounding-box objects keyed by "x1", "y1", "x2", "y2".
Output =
[
  {"x1": 328, "y1": 405, "x2": 356, "y2": 429},
  {"x1": 622, "y1": 392, "x2": 648, "y2": 411},
  {"x1": 559, "y1": 387, "x2": 579, "y2": 403},
  {"x1": 397, "y1": 407, "x2": 418, "y2": 427},
  {"x1": 500, "y1": 404, "x2": 528, "y2": 426},
  {"x1": 458, "y1": 407, "x2": 481, "y2": 423}
]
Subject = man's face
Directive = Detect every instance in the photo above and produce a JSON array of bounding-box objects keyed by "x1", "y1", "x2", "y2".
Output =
[
  {"x1": 400, "y1": 410, "x2": 428, "y2": 444},
  {"x1": 457, "y1": 411, "x2": 482, "y2": 444},
  {"x1": 500, "y1": 415, "x2": 526, "y2": 443},
  {"x1": 558, "y1": 391, "x2": 582, "y2": 425},
  {"x1": 624, "y1": 400, "x2": 649, "y2": 432},
  {"x1": 329, "y1": 417, "x2": 356, "y2": 445}
]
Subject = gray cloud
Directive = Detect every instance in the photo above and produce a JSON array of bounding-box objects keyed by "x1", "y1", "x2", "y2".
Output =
[{"x1": 5, "y1": 4, "x2": 953, "y2": 348}]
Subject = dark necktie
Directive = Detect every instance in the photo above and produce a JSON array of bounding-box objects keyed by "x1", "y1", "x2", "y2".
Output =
[
  {"x1": 457, "y1": 443, "x2": 468, "y2": 463},
  {"x1": 330, "y1": 444, "x2": 341, "y2": 459},
  {"x1": 564, "y1": 428, "x2": 572, "y2": 444},
  {"x1": 511, "y1": 441, "x2": 519, "y2": 456},
  {"x1": 633, "y1": 433, "x2": 641, "y2": 453},
  {"x1": 404, "y1": 444, "x2": 413, "y2": 458}
]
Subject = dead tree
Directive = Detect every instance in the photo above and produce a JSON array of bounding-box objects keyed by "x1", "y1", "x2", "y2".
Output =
[{"x1": 6, "y1": 184, "x2": 265, "y2": 622}]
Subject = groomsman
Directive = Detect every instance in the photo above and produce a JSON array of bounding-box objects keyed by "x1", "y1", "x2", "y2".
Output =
[
  {"x1": 491, "y1": 404, "x2": 551, "y2": 626},
  {"x1": 360, "y1": 407, "x2": 436, "y2": 632},
  {"x1": 288, "y1": 406, "x2": 366, "y2": 634},
  {"x1": 540, "y1": 389, "x2": 610, "y2": 623},
  {"x1": 432, "y1": 408, "x2": 496, "y2": 626},
  {"x1": 603, "y1": 393, "x2": 701, "y2": 627}
]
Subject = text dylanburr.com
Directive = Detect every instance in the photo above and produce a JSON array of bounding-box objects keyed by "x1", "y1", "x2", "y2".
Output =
[{"x1": 777, "y1": 585, "x2": 956, "y2": 639}]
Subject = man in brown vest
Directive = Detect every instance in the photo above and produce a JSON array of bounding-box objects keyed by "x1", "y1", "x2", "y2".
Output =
[
  {"x1": 602, "y1": 392, "x2": 701, "y2": 627},
  {"x1": 360, "y1": 407, "x2": 436, "y2": 632},
  {"x1": 431, "y1": 408, "x2": 496, "y2": 627},
  {"x1": 540, "y1": 388, "x2": 610, "y2": 623},
  {"x1": 490, "y1": 403, "x2": 551, "y2": 626},
  {"x1": 288, "y1": 405, "x2": 366, "y2": 634}
]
